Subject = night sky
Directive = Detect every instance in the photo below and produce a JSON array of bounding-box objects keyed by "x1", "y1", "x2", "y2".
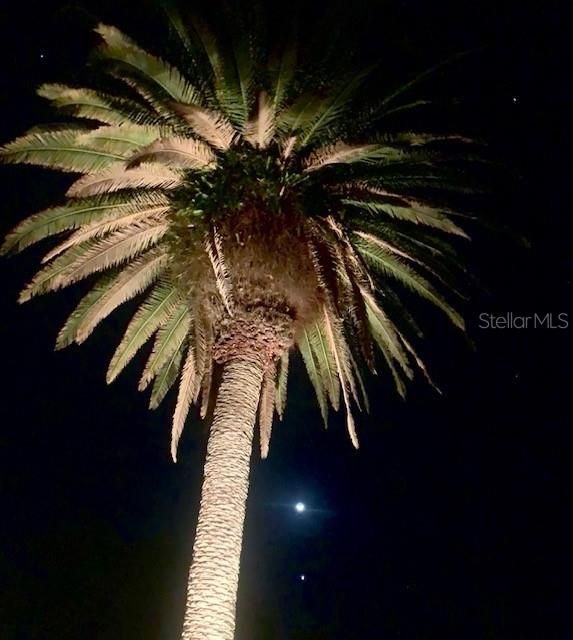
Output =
[{"x1": 1, "y1": 1, "x2": 571, "y2": 639}]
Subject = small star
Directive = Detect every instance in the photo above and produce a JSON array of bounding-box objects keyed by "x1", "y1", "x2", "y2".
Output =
[
  {"x1": 40, "y1": 53, "x2": 45, "y2": 59},
  {"x1": 295, "y1": 502, "x2": 306, "y2": 513},
  {"x1": 300, "y1": 574, "x2": 306, "y2": 582},
  {"x1": 512, "y1": 96, "x2": 519, "y2": 104}
]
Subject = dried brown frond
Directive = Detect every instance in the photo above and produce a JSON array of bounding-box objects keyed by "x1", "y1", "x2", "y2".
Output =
[
  {"x1": 205, "y1": 225, "x2": 235, "y2": 316},
  {"x1": 258, "y1": 366, "x2": 276, "y2": 459},
  {"x1": 322, "y1": 305, "x2": 359, "y2": 448}
]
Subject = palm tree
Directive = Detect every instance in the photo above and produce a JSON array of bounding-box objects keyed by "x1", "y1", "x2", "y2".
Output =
[{"x1": 1, "y1": 7, "x2": 478, "y2": 640}]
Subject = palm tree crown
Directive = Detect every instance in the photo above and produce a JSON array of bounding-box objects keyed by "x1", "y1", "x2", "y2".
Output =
[{"x1": 1, "y1": 15, "x2": 475, "y2": 461}]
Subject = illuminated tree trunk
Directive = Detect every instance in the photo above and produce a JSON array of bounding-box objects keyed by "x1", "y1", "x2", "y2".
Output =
[{"x1": 181, "y1": 357, "x2": 264, "y2": 640}]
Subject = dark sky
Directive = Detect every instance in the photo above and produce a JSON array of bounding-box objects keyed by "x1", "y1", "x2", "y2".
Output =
[{"x1": 1, "y1": 1, "x2": 571, "y2": 639}]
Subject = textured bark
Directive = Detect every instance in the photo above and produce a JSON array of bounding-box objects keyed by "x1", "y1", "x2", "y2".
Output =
[{"x1": 181, "y1": 357, "x2": 264, "y2": 640}]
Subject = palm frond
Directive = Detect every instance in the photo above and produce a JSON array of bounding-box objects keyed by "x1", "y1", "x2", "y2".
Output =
[
  {"x1": 67, "y1": 163, "x2": 182, "y2": 197},
  {"x1": 107, "y1": 283, "x2": 180, "y2": 382},
  {"x1": 160, "y1": 1, "x2": 193, "y2": 53},
  {"x1": 375, "y1": 132, "x2": 475, "y2": 147},
  {"x1": 225, "y1": 25, "x2": 256, "y2": 128},
  {"x1": 55, "y1": 272, "x2": 117, "y2": 349},
  {"x1": 304, "y1": 143, "x2": 396, "y2": 172},
  {"x1": 376, "y1": 284, "x2": 425, "y2": 339},
  {"x1": 24, "y1": 217, "x2": 168, "y2": 298},
  {"x1": 322, "y1": 305, "x2": 359, "y2": 448},
  {"x1": 276, "y1": 94, "x2": 328, "y2": 138},
  {"x1": 323, "y1": 216, "x2": 375, "y2": 368},
  {"x1": 358, "y1": 99, "x2": 433, "y2": 125},
  {"x1": 149, "y1": 341, "x2": 185, "y2": 409},
  {"x1": 297, "y1": 329, "x2": 329, "y2": 426},
  {"x1": 305, "y1": 320, "x2": 340, "y2": 410},
  {"x1": 244, "y1": 91, "x2": 275, "y2": 149},
  {"x1": 0, "y1": 129, "x2": 124, "y2": 173},
  {"x1": 73, "y1": 250, "x2": 167, "y2": 340},
  {"x1": 354, "y1": 235, "x2": 465, "y2": 330},
  {"x1": 2, "y1": 195, "x2": 143, "y2": 255},
  {"x1": 20, "y1": 217, "x2": 166, "y2": 301},
  {"x1": 185, "y1": 14, "x2": 247, "y2": 124},
  {"x1": 280, "y1": 135, "x2": 297, "y2": 159},
  {"x1": 37, "y1": 84, "x2": 154, "y2": 126},
  {"x1": 18, "y1": 243, "x2": 92, "y2": 303},
  {"x1": 138, "y1": 303, "x2": 191, "y2": 390},
  {"x1": 56, "y1": 250, "x2": 167, "y2": 347},
  {"x1": 42, "y1": 195, "x2": 169, "y2": 262},
  {"x1": 267, "y1": 41, "x2": 297, "y2": 112},
  {"x1": 352, "y1": 227, "x2": 466, "y2": 298},
  {"x1": 128, "y1": 136, "x2": 216, "y2": 168},
  {"x1": 95, "y1": 24, "x2": 203, "y2": 105},
  {"x1": 76, "y1": 124, "x2": 163, "y2": 155},
  {"x1": 199, "y1": 356, "x2": 214, "y2": 419},
  {"x1": 171, "y1": 343, "x2": 197, "y2": 462},
  {"x1": 275, "y1": 351, "x2": 289, "y2": 420},
  {"x1": 258, "y1": 367, "x2": 276, "y2": 459},
  {"x1": 374, "y1": 172, "x2": 485, "y2": 194},
  {"x1": 170, "y1": 103, "x2": 237, "y2": 150},
  {"x1": 398, "y1": 330, "x2": 441, "y2": 394},
  {"x1": 345, "y1": 199, "x2": 468, "y2": 237},
  {"x1": 298, "y1": 68, "x2": 373, "y2": 148},
  {"x1": 361, "y1": 288, "x2": 413, "y2": 378},
  {"x1": 195, "y1": 309, "x2": 215, "y2": 418},
  {"x1": 348, "y1": 349, "x2": 370, "y2": 412},
  {"x1": 376, "y1": 48, "x2": 477, "y2": 113}
]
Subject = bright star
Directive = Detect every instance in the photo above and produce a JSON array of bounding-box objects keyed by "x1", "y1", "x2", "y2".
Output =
[
  {"x1": 295, "y1": 502, "x2": 306, "y2": 513},
  {"x1": 300, "y1": 574, "x2": 306, "y2": 581}
]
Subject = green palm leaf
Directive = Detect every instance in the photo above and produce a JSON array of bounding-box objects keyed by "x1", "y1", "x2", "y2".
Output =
[
  {"x1": 56, "y1": 250, "x2": 167, "y2": 348},
  {"x1": 107, "y1": 283, "x2": 181, "y2": 382},
  {"x1": 67, "y1": 164, "x2": 183, "y2": 198},
  {"x1": 42, "y1": 194, "x2": 169, "y2": 262},
  {"x1": 353, "y1": 234, "x2": 465, "y2": 329},
  {"x1": 1, "y1": 194, "x2": 144, "y2": 254},
  {"x1": 76, "y1": 125, "x2": 164, "y2": 155},
  {"x1": 20, "y1": 217, "x2": 167, "y2": 300},
  {"x1": 267, "y1": 40, "x2": 297, "y2": 112},
  {"x1": 0, "y1": 129, "x2": 124, "y2": 173},
  {"x1": 128, "y1": 136, "x2": 217, "y2": 167},
  {"x1": 95, "y1": 24, "x2": 203, "y2": 105},
  {"x1": 306, "y1": 320, "x2": 341, "y2": 410},
  {"x1": 344, "y1": 199, "x2": 468, "y2": 237},
  {"x1": 171, "y1": 343, "x2": 198, "y2": 461},
  {"x1": 297, "y1": 329, "x2": 329, "y2": 426},
  {"x1": 139, "y1": 303, "x2": 191, "y2": 390},
  {"x1": 149, "y1": 341, "x2": 185, "y2": 409},
  {"x1": 297, "y1": 68, "x2": 373, "y2": 148},
  {"x1": 37, "y1": 84, "x2": 155, "y2": 126}
]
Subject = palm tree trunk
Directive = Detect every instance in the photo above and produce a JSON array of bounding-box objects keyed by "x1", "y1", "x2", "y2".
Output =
[{"x1": 181, "y1": 357, "x2": 264, "y2": 640}]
